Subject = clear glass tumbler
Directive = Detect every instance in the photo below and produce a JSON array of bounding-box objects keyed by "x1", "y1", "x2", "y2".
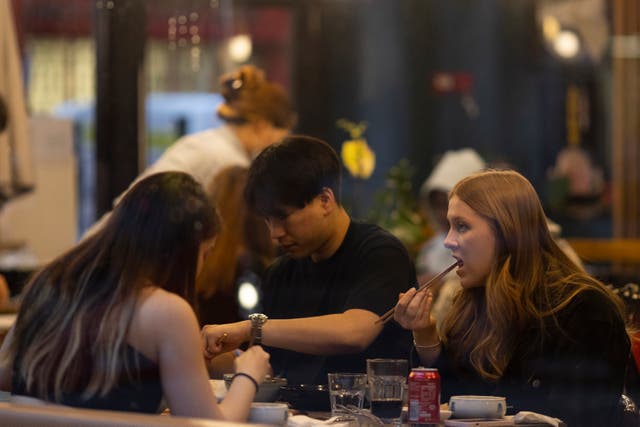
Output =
[
  {"x1": 366, "y1": 359, "x2": 409, "y2": 425},
  {"x1": 328, "y1": 372, "x2": 368, "y2": 416}
]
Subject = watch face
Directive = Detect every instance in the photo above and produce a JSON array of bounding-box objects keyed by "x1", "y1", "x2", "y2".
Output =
[{"x1": 250, "y1": 313, "x2": 268, "y2": 324}]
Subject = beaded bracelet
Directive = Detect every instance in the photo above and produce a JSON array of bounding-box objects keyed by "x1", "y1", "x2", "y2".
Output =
[
  {"x1": 231, "y1": 372, "x2": 259, "y2": 393},
  {"x1": 413, "y1": 340, "x2": 441, "y2": 350}
]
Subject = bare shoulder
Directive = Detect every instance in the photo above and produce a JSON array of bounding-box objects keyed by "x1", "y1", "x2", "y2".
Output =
[
  {"x1": 137, "y1": 288, "x2": 197, "y2": 329},
  {"x1": 129, "y1": 287, "x2": 200, "y2": 360}
]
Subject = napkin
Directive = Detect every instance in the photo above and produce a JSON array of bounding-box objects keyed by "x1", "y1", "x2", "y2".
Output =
[
  {"x1": 514, "y1": 411, "x2": 563, "y2": 427},
  {"x1": 287, "y1": 415, "x2": 353, "y2": 427}
]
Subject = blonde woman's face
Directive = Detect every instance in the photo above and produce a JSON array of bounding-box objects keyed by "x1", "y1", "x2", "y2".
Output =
[{"x1": 444, "y1": 196, "x2": 496, "y2": 288}]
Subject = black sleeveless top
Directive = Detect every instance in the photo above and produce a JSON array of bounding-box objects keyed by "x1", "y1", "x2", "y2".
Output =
[{"x1": 12, "y1": 345, "x2": 163, "y2": 413}]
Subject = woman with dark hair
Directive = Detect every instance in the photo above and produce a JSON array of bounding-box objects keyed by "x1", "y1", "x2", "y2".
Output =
[
  {"x1": 394, "y1": 169, "x2": 630, "y2": 426},
  {"x1": 0, "y1": 172, "x2": 270, "y2": 421}
]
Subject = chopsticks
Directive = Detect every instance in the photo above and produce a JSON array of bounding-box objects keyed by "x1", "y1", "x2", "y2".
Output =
[{"x1": 375, "y1": 259, "x2": 460, "y2": 325}]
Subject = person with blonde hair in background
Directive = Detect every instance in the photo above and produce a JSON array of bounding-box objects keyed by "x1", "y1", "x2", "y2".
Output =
[
  {"x1": 0, "y1": 172, "x2": 270, "y2": 421},
  {"x1": 395, "y1": 169, "x2": 630, "y2": 426},
  {"x1": 196, "y1": 165, "x2": 276, "y2": 326},
  {"x1": 85, "y1": 65, "x2": 296, "y2": 237}
]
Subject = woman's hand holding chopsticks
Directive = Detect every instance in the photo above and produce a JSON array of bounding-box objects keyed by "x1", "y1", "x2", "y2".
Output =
[
  {"x1": 395, "y1": 286, "x2": 442, "y2": 366},
  {"x1": 376, "y1": 260, "x2": 459, "y2": 325},
  {"x1": 393, "y1": 287, "x2": 436, "y2": 331}
]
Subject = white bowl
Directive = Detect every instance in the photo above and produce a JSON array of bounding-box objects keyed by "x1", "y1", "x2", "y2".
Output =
[
  {"x1": 449, "y1": 395, "x2": 506, "y2": 419},
  {"x1": 248, "y1": 402, "x2": 289, "y2": 425}
]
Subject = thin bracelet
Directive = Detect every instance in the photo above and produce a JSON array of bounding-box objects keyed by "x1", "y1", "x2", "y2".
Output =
[
  {"x1": 413, "y1": 339, "x2": 441, "y2": 350},
  {"x1": 231, "y1": 372, "x2": 259, "y2": 393}
]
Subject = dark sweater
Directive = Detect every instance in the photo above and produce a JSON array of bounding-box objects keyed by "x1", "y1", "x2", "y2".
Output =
[{"x1": 433, "y1": 290, "x2": 630, "y2": 426}]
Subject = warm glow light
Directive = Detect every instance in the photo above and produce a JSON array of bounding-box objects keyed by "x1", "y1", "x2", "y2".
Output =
[
  {"x1": 238, "y1": 281, "x2": 258, "y2": 310},
  {"x1": 542, "y1": 15, "x2": 560, "y2": 41},
  {"x1": 228, "y1": 34, "x2": 252, "y2": 63},
  {"x1": 553, "y1": 30, "x2": 580, "y2": 58}
]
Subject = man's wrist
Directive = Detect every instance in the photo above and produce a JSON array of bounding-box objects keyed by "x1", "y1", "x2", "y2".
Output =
[
  {"x1": 248, "y1": 313, "x2": 268, "y2": 346},
  {"x1": 243, "y1": 320, "x2": 252, "y2": 342}
]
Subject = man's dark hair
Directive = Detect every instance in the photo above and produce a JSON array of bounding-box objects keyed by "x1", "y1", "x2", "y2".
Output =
[{"x1": 245, "y1": 135, "x2": 342, "y2": 216}]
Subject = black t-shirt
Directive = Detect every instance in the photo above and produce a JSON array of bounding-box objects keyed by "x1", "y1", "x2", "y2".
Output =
[{"x1": 262, "y1": 220, "x2": 415, "y2": 385}]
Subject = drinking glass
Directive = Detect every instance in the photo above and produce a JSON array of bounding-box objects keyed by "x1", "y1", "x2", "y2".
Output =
[
  {"x1": 327, "y1": 373, "x2": 368, "y2": 416},
  {"x1": 366, "y1": 359, "x2": 408, "y2": 425}
]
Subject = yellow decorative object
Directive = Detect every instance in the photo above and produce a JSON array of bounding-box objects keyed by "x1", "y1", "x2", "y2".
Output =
[
  {"x1": 336, "y1": 119, "x2": 376, "y2": 179},
  {"x1": 341, "y1": 139, "x2": 375, "y2": 179}
]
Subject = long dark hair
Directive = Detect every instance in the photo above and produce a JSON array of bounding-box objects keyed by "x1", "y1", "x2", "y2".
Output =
[{"x1": 5, "y1": 172, "x2": 219, "y2": 401}]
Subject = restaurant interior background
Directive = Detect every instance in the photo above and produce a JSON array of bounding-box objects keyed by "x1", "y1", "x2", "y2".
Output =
[{"x1": 0, "y1": 0, "x2": 639, "y2": 293}]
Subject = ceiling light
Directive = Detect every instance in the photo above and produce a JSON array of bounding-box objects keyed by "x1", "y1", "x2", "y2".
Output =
[
  {"x1": 228, "y1": 34, "x2": 252, "y2": 63},
  {"x1": 553, "y1": 30, "x2": 580, "y2": 58}
]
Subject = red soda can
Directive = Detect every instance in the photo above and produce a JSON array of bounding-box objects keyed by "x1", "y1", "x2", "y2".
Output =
[{"x1": 408, "y1": 368, "x2": 440, "y2": 424}]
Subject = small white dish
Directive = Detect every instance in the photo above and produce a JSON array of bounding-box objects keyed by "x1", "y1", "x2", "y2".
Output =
[
  {"x1": 248, "y1": 402, "x2": 289, "y2": 425},
  {"x1": 449, "y1": 395, "x2": 506, "y2": 419}
]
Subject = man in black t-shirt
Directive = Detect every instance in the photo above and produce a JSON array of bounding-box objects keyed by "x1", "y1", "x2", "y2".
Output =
[{"x1": 202, "y1": 135, "x2": 414, "y2": 384}]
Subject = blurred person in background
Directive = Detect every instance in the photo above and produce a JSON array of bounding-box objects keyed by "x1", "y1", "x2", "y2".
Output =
[
  {"x1": 196, "y1": 165, "x2": 276, "y2": 326},
  {"x1": 0, "y1": 172, "x2": 270, "y2": 421},
  {"x1": 395, "y1": 169, "x2": 630, "y2": 427},
  {"x1": 85, "y1": 65, "x2": 296, "y2": 237}
]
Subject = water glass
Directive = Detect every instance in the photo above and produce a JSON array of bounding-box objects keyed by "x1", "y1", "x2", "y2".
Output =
[
  {"x1": 366, "y1": 359, "x2": 408, "y2": 425},
  {"x1": 328, "y1": 373, "x2": 368, "y2": 416}
]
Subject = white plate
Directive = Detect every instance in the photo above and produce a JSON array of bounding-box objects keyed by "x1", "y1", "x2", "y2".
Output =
[{"x1": 449, "y1": 395, "x2": 507, "y2": 419}]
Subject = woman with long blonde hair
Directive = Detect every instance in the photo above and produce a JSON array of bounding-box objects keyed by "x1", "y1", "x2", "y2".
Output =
[
  {"x1": 394, "y1": 169, "x2": 630, "y2": 426},
  {"x1": 0, "y1": 172, "x2": 270, "y2": 421}
]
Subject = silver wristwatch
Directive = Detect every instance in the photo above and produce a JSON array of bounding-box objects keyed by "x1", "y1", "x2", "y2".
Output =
[{"x1": 248, "y1": 313, "x2": 268, "y2": 346}]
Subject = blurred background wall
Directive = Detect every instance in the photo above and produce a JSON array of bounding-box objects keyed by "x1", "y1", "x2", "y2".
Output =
[{"x1": 2, "y1": 0, "x2": 638, "y2": 260}]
